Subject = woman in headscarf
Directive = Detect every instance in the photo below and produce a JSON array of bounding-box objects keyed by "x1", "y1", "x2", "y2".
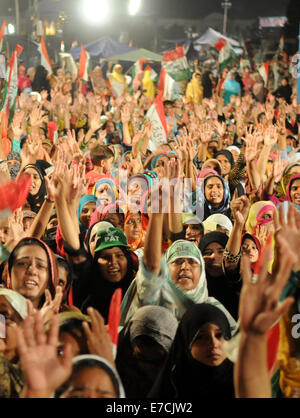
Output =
[
  {"x1": 77, "y1": 195, "x2": 97, "y2": 237},
  {"x1": 215, "y1": 150, "x2": 235, "y2": 177},
  {"x1": 63, "y1": 220, "x2": 114, "y2": 309},
  {"x1": 116, "y1": 306, "x2": 178, "y2": 398},
  {"x1": 142, "y1": 68, "x2": 156, "y2": 100},
  {"x1": 240, "y1": 233, "x2": 261, "y2": 274},
  {"x1": 202, "y1": 69, "x2": 214, "y2": 99},
  {"x1": 199, "y1": 232, "x2": 241, "y2": 320},
  {"x1": 199, "y1": 174, "x2": 231, "y2": 220},
  {"x1": 223, "y1": 72, "x2": 241, "y2": 105},
  {"x1": 80, "y1": 227, "x2": 139, "y2": 322},
  {"x1": 149, "y1": 303, "x2": 234, "y2": 398},
  {"x1": 215, "y1": 149, "x2": 246, "y2": 198},
  {"x1": 269, "y1": 162, "x2": 300, "y2": 205},
  {"x1": 92, "y1": 178, "x2": 118, "y2": 209},
  {"x1": 245, "y1": 200, "x2": 277, "y2": 238},
  {"x1": 56, "y1": 354, "x2": 125, "y2": 398},
  {"x1": 5, "y1": 238, "x2": 59, "y2": 310},
  {"x1": 31, "y1": 65, "x2": 51, "y2": 95},
  {"x1": 0, "y1": 289, "x2": 27, "y2": 397},
  {"x1": 203, "y1": 214, "x2": 233, "y2": 236},
  {"x1": 185, "y1": 72, "x2": 203, "y2": 105},
  {"x1": 285, "y1": 173, "x2": 300, "y2": 213},
  {"x1": 126, "y1": 171, "x2": 158, "y2": 215},
  {"x1": 22, "y1": 161, "x2": 49, "y2": 213},
  {"x1": 245, "y1": 200, "x2": 277, "y2": 272},
  {"x1": 124, "y1": 211, "x2": 146, "y2": 252},
  {"x1": 108, "y1": 64, "x2": 127, "y2": 98}
]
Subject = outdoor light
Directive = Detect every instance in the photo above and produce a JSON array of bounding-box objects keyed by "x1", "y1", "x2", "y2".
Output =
[
  {"x1": 8, "y1": 23, "x2": 15, "y2": 34},
  {"x1": 128, "y1": 0, "x2": 141, "y2": 16},
  {"x1": 82, "y1": 0, "x2": 110, "y2": 22}
]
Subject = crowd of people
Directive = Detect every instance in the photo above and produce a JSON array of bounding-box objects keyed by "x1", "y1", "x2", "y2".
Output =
[{"x1": 0, "y1": 44, "x2": 299, "y2": 400}]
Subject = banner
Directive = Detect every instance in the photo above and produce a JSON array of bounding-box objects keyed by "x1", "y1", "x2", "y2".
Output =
[{"x1": 145, "y1": 93, "x2": 168, "y2": 152}]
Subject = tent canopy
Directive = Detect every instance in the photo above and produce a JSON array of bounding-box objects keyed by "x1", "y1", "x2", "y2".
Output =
[
  {"x1": 194, "y1": 27, "x2": 240, "y2": 48},
  {"x1": 105, "y1": 48, "x2": 163, "y2": 63},
  {"x1": 69, "y1": 37, "x2": 137, "y2": 60}
]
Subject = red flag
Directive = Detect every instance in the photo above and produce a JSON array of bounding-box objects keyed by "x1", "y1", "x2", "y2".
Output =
[
  {"x1": 108, "y1": 288, "x2": 122, "y2": 349},
  {"x1": 214, "y1": 37, "x2": 226, "y2": 52},
  {"x1": 0, "y1": 174, "x2": 32, "y2": 219}
]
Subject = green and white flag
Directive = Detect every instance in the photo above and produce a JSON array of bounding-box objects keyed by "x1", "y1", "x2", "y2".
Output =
[
  {"x1": 219, "y1": 41, "x2": 237, "y2": 73},
  {"x1": 1, "y1": 44, "x2": 23, "y2": 124}
]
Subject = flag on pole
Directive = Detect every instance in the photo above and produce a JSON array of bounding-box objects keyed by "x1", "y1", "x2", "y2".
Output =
[
  {"x1": 78, "y1": 44, "x2": 90, "y2": 81},
  {"x1": 1, "y1": 44, "x2": 23, "y2": 124},
  {"x1": 131, "y1": 58, "x2": 146, "y2": 80},
  {"x1": 214, "y1": 37, "x2": 226, "y2": 52},
  {"x1": 144, "y1": 65, "x2": 158, "y2": 82},
  {"x1": 59, "y1": 52, "x2": 78, "y2": 78},
  {"x1": 0, "y1": 20, "x2": 6, "y2": 53},
  {"x1": 162, "y1": 45, "x2": 190, "y2": 81},
  {"x1": 218, "y1": 40, "x2": 237, "y2": 73},
  {"x1": 107, "y1": 288, "x2": 122, "y2": 358},
  {"x1": 145, "y1": 93, "x2": 168, "y2": 152},
  {"x1": 258, "y1": 61, "x2": 270, "y2": 87},
  {"x1": 158, "y1": 67, "x2": 179, "y2": 101},
  {"x1": 38, "y1": 36, "x2": 52, "y2": 75}
]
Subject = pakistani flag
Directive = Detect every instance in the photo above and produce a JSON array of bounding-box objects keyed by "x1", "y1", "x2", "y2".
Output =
[
  {"x1": 158, "y1": 67, "x2": 180, "y2": 101},
  {"x1": 0, "y1": 20, "x2": 6, "y2": 53},
  {"x1": 2, "y1": 44, "x2": 23, "y2": 124},
  {"x1": 144, "y1": 65, "x2": 158, "y2": 83},
  {"x1": 162, "y1": 45, "x2": 190, "y2": 82},
  {"x1": 78, "y1": 44, "x2": 90, "y2": 81},
  {"x1": 145, "y1": 93, "x2": 168, "y2": 152},
  {"x1": 131, "y1": 58, "x2": 146, "y2": 79},
  {"x1": 218, "y1": 40, "x2": 237, "y2": 73},
  {"x1": 38, "y1": 36, "x2": 52, "y2": 75}
]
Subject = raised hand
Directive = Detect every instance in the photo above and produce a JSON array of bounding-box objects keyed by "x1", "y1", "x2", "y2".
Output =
[
  {"x1": 16, "y1": 311, "x2": 72, "y2": 398},
  {"x1": 273, "y1": 203, "x2": 300, "y2": 272},
  {"x1": 264, "y1": 125, "x2": 278, "y2": 147},
  {"x1": 30, "y1": 105, "x2": 47, "y2": 128},
  {"x1": 40, "y1": 286, "x2": 63, "y2": 325},
  {"x1": 244, "y1": 134, "x2": 258, "y2": 162},
  {"x1": 82, "y1": 307, "x2": 115, "y2": 366},
  {"x1": 11, "y1": 110, "x2": 25, "y2": 138},
  {"x1": 272, "y1": 153, "x2": 287, "y2": 183},
  {"x1": 239, "y1": 233, "x2": 296, "y2": 336},
  {"x1": 230, "y1": 195, "x2": 250, "y2": 227},
  {"x1": 121, "y1": 105, "x2": 131, "y2": 124}
]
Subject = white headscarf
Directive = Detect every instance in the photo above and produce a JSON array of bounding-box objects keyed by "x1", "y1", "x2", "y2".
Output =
[{"x1": 0, "y1": 288, "x2": 28, "y2": 319}]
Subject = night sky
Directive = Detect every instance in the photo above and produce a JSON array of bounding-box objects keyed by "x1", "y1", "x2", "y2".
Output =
[{"x1": 0, "y1": 0, "x2": 291, "y2": 20}]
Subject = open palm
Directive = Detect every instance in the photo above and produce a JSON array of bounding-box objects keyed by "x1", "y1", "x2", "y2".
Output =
[{"x1": 17, "y1": 312, "x2": 72, "y2": 397}]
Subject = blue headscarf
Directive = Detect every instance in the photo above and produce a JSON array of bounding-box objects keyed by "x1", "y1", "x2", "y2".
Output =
[
  {"x1": 223, "y1": 72, "x2": 241, "y2": 104},
  {"x1": 150, "y1": 153, "x2": 170, "y2": 170},
  {"x1": 77, "y1": 195, "x2": 97, "y2": 228}
]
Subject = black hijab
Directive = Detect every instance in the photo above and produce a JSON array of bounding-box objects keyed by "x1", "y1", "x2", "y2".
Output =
[
  {"x1": 199, "y1": 232, "x2": 241, "y2": 320},
  {"x1": 148, "y1": 303, "x2": 234, "y2": 399},
  {"x1": 116, "y1": 306, "x2": 178, "y2": 398},
  {"x1": 80, "y1": 246, "x2": 138, "y2": 322},
  {"x1": 215, "y1": 150, "x2": 235, "y2": 169},
  {"x1": 23, "y1": 160, "x2": 50, "y2": 213}
]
